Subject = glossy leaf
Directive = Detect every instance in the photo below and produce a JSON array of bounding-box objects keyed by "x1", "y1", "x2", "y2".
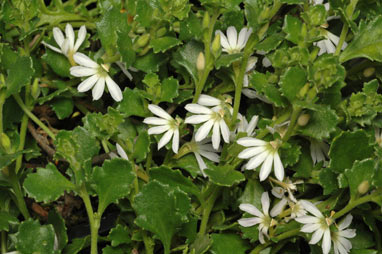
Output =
[
  {"x1": 108, "y1": 224, "x2": 131, "y2": 247},
  {"x1": 117, "y1": 30, "x2": 135, "y2": 67},
  {"x1": 42, "y1": 50, "x2": 70, "y2": 77},
  {"x1": 279, "y1": 66, "x2": 307, "y2": 102},
  {"x1": 172, "y1": 41, "x2": 203, "y2": 83},
  {"x1": 210, "y1": 234, "x2": 250, "y2": 254},
  {"x1": 47, "y1": 210, "x2": 68, "y2": 251},
  {"x1": 215, "y1": 53, "x2": 243, "y2": 70},
  {"x1": 150, "y1": 37, "x2": 182, "y2": 53},
  {"x1": 50, "y1": 97, "x2": 74, "y2": 120},
  {"x1": 118, "y1": 88, "x2": 149, "y2": 117},
  {"x1": 0, "y1": 211, "x2": 18, "y2": 231},
  {"x1": 161, "y1": 77, "x2": 179, "y2": 102},
  {"x1": 204, "y1": 165, "x2": 245, "y2": 187},
  {"x1": 344, "y1": 159, "x2": 375, "y2": 198},
  {"x1": 283, "y1": 15, "x2": 303, "y2": 45},
  {"x1": 6, "y1": 55, "x2": 34, "y2": 97}
]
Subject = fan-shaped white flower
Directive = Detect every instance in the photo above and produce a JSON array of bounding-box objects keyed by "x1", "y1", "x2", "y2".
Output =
[
  {"x1": 70, "y1": 53, "x2": 123, "y2": 102},
  {"x1": 185, "y1": 95, "x2": 230, "y2": 150},
  {"x1": 238, "y1": 192, "x2": 278, "y2": 244},
  {"x1": 295, "y1": 200, "x2": 332, "y2": 254},
  {"x1": 332, "y1": 214, "x2": 356, "y2": 254},
  {"x1": 215, "y1": 26, "x2": 252, "y2": 54},
  {"x1": 310, "y1": 140, "x2": 329, "y2": 165},
  {"x1": 236, "y1": 114, "x2": 259, "y2": 137},
  {"x1": 191, "y1": 139, "x2": 220, "y2": 177},
  {"x1": 315, "y1": 30, "x2": 347, "y2": 56},
  {"x1": 42, "y1": 24, "x2": 86, "y2": 59},
  {"x1": 237, "y1": 138, "x2": 284, "y2": 181}
]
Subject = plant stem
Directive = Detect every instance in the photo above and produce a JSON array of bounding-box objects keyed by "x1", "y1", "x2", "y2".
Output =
[
  {"x1": 14, "y1": 114, "x2": 28, "y2": 174},
  {"x1": 8, "y1": 168, "x2": 30, "y2": 219},
  {"x1": 333, "y1": 190, "x2": 382, "y2": 219},
  {"x1": 142, "y1": 231, "x2": 154, "y2": 254},
  {"x1": 1, "y1": 231, "x2": 6, "y2": 253},
  {"x1": 80, "y1": 185, "x2": 99, "y2": 254},
  {"x1": 334, "y1": 23, "x2": 348, "y2": 56},
  {"x1": 198, "y1": 184, "x2": 221, "y2": 235},
  {"x1": 0, "y1": 90, "x2": 5, "y2": 134},
  {"x1": 282, "y1": 106, "x2": 302, "y2": 142},
  {"x1": 13, "y1": 94, "x2": 55, "y2": 140},
  {"x1": 249, "y1": 228, "x2": 300, "y2": 254}
]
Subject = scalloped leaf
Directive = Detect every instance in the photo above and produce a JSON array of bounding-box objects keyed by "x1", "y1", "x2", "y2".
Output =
[{"x1": 204, "y1": 165, "x2": 245, "y2": 187}]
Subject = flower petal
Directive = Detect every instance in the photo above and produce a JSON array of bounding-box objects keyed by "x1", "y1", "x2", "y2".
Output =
[
  {"x1": 273, "y1": 152, "x2": 284, "y2": 181},
  {"x1": 261, "y1": 192, "x2": 270, "y2": 215},
  {"x1": 195, "y1": 120, "x2": 214, "y2": 142},
  {"x1": 322, "y1": 229, "x2": 331, "y2": 254},
  {"x1": 309, "y1": 228, "x2": 324, "y2": 244},
  {"x1": 158, "y1": 129, "x2": 174, "y2": 150},
  {"x1": 259, "y1": 154, "x2": 273, "y2": 182},
  {"x1": 338, "y1": 229, "x2": 356, "y2": 239},
  {"x1": 73, "y1": 52, "x2": 99, "y2": 68},
  {"x1": 237, "y1": 27, "x2": 250, "y2": 50},
  {"x1": 92, "y1": 77, "x2": 105, "y2": 100},
  {"x1": 185, "y1": 114, "x2": 210, "y2": 124},
  {"x1": 198, "y1": 94, "x2": 221, "y2": 106},
  {"x1": 239, "y1": 204, "x2": 263, "y2": 217},
  {"x1": 194, "y1": 152, "x2": 207, "y2": 177},
  {"x1": 270, "y1": 197, "x2": 287, "y2": 217},
  {"x1": 220, "y1": 119, "x2": 230, "y2": 143},
  {"x1": 172, "y1": 128, "x2": 179, "y2": 154},
  {"x1": 295, "y1": 215, "x2": 321, "y2": 224},
  {"x1": 238, "y1": 146, "x2": 265, "y2": 159},
  {"x1": 246, "y1": 115, "x2": 258, "y2": 136},
  {"x1": 41, "y1": 42, "x2": 62, "y2": 54},
  {"x1": 52, "y1": 27, "x2": 65, "y2": 47},
  {"x1": 226, "y1": 26, "x2": 238, "y2": 50},
  {"x1": 143, "y1": 117, "x2": 169, "y2": 125},
  {"x1": 185, "y1": 104, "x2": 212, "y2": 114},
  {"x1": 77, "y1": 75, "x2": 98, "y2": 92},
  {"x1": 212, "y1": 121, "x2": 221, "y2": 150},
  {"x1": 246, "y1": 150, "x2": 268, "y2": 170},
  {"x1": 105, "y1": 76, "x2": 123, "y2": 102},
  {"x1": 216, "y1": 30, "x2": 230, "y2": 51},
  {"x1": 301, "y1": 223, "x2": 321, "y2": 233},
  {"x1": 65, "y1": 23, "x2": 75, "y2": 50},
  {"x1": 74, "y1": 25, "x2": 87, "y2": 51},
  {"x1": 198, "y1": 150, "x2": 220, "y2": 163},
  {"x1": 237, "y1": 137, "x2": 267, "y2": 147},
  {"x1": 148, "y1": 104, "x2": 173, "y2": 120},
  {"x1": 148, "y1": 125, "x2": 170, "y2": 135},
  {"x1": 116, "y1": 143, "x2": 128, "y2": 160},
  {"x1": 238, "y1": 217, "x2": 262, "y2": 227},
  {"x1": 300, "y1": 200, "x2": 323, "y2": 218},
  {"x1": 338, "y1": 214, "x2": 353, "y2": 231}
]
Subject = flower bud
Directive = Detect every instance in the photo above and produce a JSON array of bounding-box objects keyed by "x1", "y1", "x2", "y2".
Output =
[
  {"x1": 135, "y1": 34, "x2": 150, "y2": 48},
  {"x1": 156, "y1": 27, "x2": 167, "y2": 37},
  {"x1": 211, "y1": 33, "x2": 221, "y2": 58},
  {"x1": 297, "y1": 113, "x2": 310, "y2": 126},
  {"x1": 172, "y1": 21, "x2": 180, "y2": 33},
  {"x1": 298, "y1": 83, "x2": 310, "y2": 98},
  {"x1": 0, "y1": 133, "x2": 11, "y2": 153},
  {"x1": 202, "y1": 12, "x2": 210, "y2": 30},
  {"x1": 31, "y1": 78, "x2": 40, "y2": 99},
  {"x1": 357, "y1": 180, "x2": 369, "y2": 195},
  {"x1": 363, "y1": 67, "x2": 375, "y2": 78},
  {"x1": 197, "y1": 52, "x2": 205, "y2": 72}
]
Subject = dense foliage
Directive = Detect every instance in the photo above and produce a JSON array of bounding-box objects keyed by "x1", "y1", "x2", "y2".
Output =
[{"x1": 1, "y1": 0, "x2": 382, "y2": 254}]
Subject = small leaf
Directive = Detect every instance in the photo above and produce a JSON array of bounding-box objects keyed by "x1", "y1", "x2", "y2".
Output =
[
  {"x1": 210, "y1": 234, "x2": 250, "y2": 254},
  {"x1": 24, "y1": 163, "x2": 76, "y2": 203},
  {"x1": 279, "y1": 66, "x2": 307, "y2": 102},
  {"x1": 238, "y1": 179, "x2": 264, "y2": 208},
  {"x1": 62, "y1": 236, "x2": 90, "y2": 254},
  {"x1": 204, "y1": 165, "x2": 245, "y2": 187},
  {"x1": 92, "y1": 158, "x2": 136, "y2": 214},
  {"x1": 50, "y1": 97, "x2": 74, "y2": 120},
  {"x1": 161, "y1": 77, "x2": 179, "y2": 102},
  {"x1": 172, "y1": 41, "x2": 203, "y2": 83},
  {"x1": 215, "y1": 53, "x2": 243, "y2": 70},
  {"x1": 117, "y1": 30, "x2": 135, "y2": 67},
  {"x1": 0, "y1": 211, "x2": 18, "y2": 231},
  {"x1": 319, "y1": 168, "x2": 338, "y2": 195},
  {"x1": 16, "y1": 219, "x2": 55, "y2": 254},
  {"x1": 42, "y1": 50, "x2": 70, "y2": 77},
  {"x1": 255, "y1": 33, "x2": 284, "y2": 53},
  {"x1": 132, "y1": 131, "x2": 150, "y2": 162},
  {"x1": 133, "y1": 51, "x2": 167, "y2": 73},
  {"x1": 328, "y1": 130, "x2": 374, "y2": 173},
  {"x1": 283, "y1": 15, "x2": 303, "y2": 45},
  {"x1": 344, "y1": 159, "x2": 375, "y2": 198},
  {"x1": 108, "y1": 224, "x2": 131, "y2": 247},
  {"x1": 250, "y1": 72, "x2": 287, "y2": 107},
  {"x1": 83, "y1": 107, "x2": 124, "y2": 139},
  {"x1": 133, "y1": 180, "x2": 191, "y2": 254},
  {"x1": 135, "y1": 0, "x2": 153, "y2": 27},
  {"x1": 6, "y1": 55, "x2": 34, "y2": 97},
  {"x1": 47, "y1": 210, "x2": 68, "y2": 251},
  {"x1": 150, "y1": 37, "x2": 182, "y2": 53},
  {"x1": 118, "y1": 88, "x2": 149, "y2": 117}
]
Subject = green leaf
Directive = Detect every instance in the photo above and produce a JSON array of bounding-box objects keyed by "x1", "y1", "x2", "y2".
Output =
[
  {"x1": 55, "y1": 127, "x2": 100, "y2": 170},
  {"x1": 250, "y1": 72, "x2": 287, "y2": 107},
  {"x1": 118, "y1": 88, "x2": 149, "y2": 117},
  {"x1": 41, "y1": 50, "x2": 71, "y2": 77},
  {"x1": 340, "y1": 16, "x2": 382, "y2": 63},
  {"x1": 204, "y1": 165, "x2": 245, "y2": 187},
  {"x1": 309, "y1": 54, "x2": 345, "y2": 89},
  {"x1": 344, "y1": 159, "x2": 375, "y2": 198},
  {"x1": 133, "y1": 180, "x2": 191, "y2": 254},
  {"x1": 50, "y1": 97, "x2": 74, "y2": 120},
  {"x1": 280, "y1": 140, "x2": 301, "y2": 167},
  {"x1": 283, "y1": 15, "x2": 303, "y2": 45},
  {"x1": 83, "y1": 107, "x2": 124, "y2": 139},
  {"x1": 279, "y1": 66, "x2": 307, "y2": 101},
  {"x1": 24, "y1": 163, "x2": 76, "y2": 203},
  {"x1": 172, "y1": 41, "x2": 203, "y2": 83},
  {"x1": 238, "y1": 179, "x2": 264, "y2": 208},
  {"x1": 255, "y1": 33, "x2": 284, "y2": 53},
  {"x1": 117, "y1": 30, "x2": 135, "y2": 67},
  {"x1": 16, "y1": 219, "x2": 55, "y2": 254},
  {"x1": 132, "y1": 131, "x2": 150, "y2": 162},
  {"x1": 102, "y1": 246, "x2": 126, "y2": 254},
  {"x1": 62, "y1": 236, "x2": 90, "y2": 254},
  {"x1": 150, "y1": 37, "x2": 182, "y2": 53},
  {"x1": 135, "y1": 0, "x2": 153, "y2": 27},
  {"x1": 179, "y1": 12, "x2": 202, "y2": 41},
  {"x1": 292, "y1": 145, "x2": 314, "y2": 178},
  {"x1": 0, "y1": 211, "x2": 18, "y2": 231},
  {"x1": 108, "y1": 224, "x2": 131, "y2": 247},
  {"x1": 92, "y1": 158, "x2": 135, "y2": 214},
  {"x1": 47, "y1": 210, "x2": 68, "y2": 251},
  {"x1": 0, "y1": 150, "x2": 24, "y2": 168},
  {"x1": 161, "y1": 77, "x2": 179, "y2": 102},
  {"x1": 328, "y1": 130, "x2": 374, "y2": 173},
  {"x1": 133, "y1": 51, "x2": 167, "y2": 73},
  {"x1": 6, "y1": 55, "x2": 34, "y2": 97},
  {"x1": 210, "y1": 233, "x2": 250, "y2": 254},
  {"x1": 215, "y1": 53, "x2": 243, "y2": 70},
  {"x1": 149, "y1": 166, "x2": 200, "y2": 198},
  {"x1": 319, "y1": 168, "x2": 338, "y2": 195}
]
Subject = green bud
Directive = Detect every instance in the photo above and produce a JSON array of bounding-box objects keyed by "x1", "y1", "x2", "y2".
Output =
[
  {"x1": 211, "y1": 33, "x2": 221, "y2": 58},
  {"x1": 202, "y1": 12, "x2": 210, "y2": 30},
  {"x1": 0, "y1": 133, "x2": 11, "y2": 153},
  {"x1": 297, "y1": 113, "x2": 310, "y2": 126},
  {"x1": 298, "y1": 83, "x2": 310, "y2": 98},
  {"x1": 156, "y1": 27, "x2": 167, "y2": 37},
  {"x1": 197, "y1": 52, "x2": 205, "y2": 71},
  {"x1": 31, "y1": 78, "x2": 40, "y2": 99},
  {"x1": 172, "y1": 21, "x2": 180, "y2": 33},
  {"x1": 358, "y1": 180, "x2": 369, "y2": 195},
  {"x1": 135, "y1": 34, "x2": 150, "y2": 48},
  {"x1": 363, "y1": 67, "x2": 375, "y2": 78}
]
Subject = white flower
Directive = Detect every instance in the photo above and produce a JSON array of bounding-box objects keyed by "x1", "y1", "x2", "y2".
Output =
[
  {"x1": 42, "y1": 24, "x2": 86, "y2": 58},
  {"x1": 110, "y1": 143, "x2": 129, "y2": 160},
  {"x1": 237, "y1": 138, "x2": 284, "y2": 181},
  {"x1": 238, "y1": 192, "x2": 277, "y2": 244},
  {"x1": 191, "y1": 139, "x2": 220, "y2": 177},
  {"x1": 271, "y1": 177, "x2": 303, "y2": 203},
  {"x1": 236, "y1": 114, "x2": 259, "y2": 137},
  {"x1": 185, "y1": 95, "x2": 230, "y2": 150},
  {"x1": 295, "y1": 200, "x2": 332, "y2": 254},
  {"x1": 256, "y1": 50, "x2": 272, "y2": 67},
  {"x1": 115, "y1": 61, "x2": 138, "y2": 81},
  {"x1": 143, "y1": 104, "x2": 180, "y2": 154},
  {"x1": 215, "y1": 26, "x2": 252, "y2": 54},
  {"x1": 70, "y1": 53, "x2": 123, "y2": 101},
  {"x1": 315, "y1": 31, "x2": 347, "y2": 56},
  {"x1": 332, "y1": 214, "x2": 356, "y2": 254},
  {"x1": 310, "y1": 140, "x2": 329, "y2": 165}
]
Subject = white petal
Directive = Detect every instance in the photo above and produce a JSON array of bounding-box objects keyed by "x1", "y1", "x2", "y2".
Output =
[
  {"x1": 148, "y1": 125, "x2": 170, "y2": 135},
  {"x1": 41, "y1": 42, "x2": 63, "y2": 54},
  {"x1": 73, "y1": 52, "x2": 99, "y2": 68},
  {"x1": 246, "y1": 115, "x2": 258, "y2": 136},
  {"x1": 258, "y1": 230, "x2": 265, "y2": 244},
  {"x1": 158, "y1": 129, "x2": 173, "y2": 150},
  {"x1": 271, "y1": 187, "x2": 285, "y2": 199},
  {"x1": 238, "y1": 146, "x2": 265, "y2": 159},
  {"x1": 70, "y1": 66, "x2": 97, "y2": 78},
  {"x1": 116, "y1": 143, "x2": 128, "y2": 160},
  {"x1": 61, "y1": 39, "x2": 70, "y2": 56},
  {"x1": 198, "y1": 150, "x2": 220, "y2": 163},
  {"x1": 237, "y1": 27, "x2": 250, "y2": 50},
  {"x1": 92, "y1": 77, "x2": 105, "y2": 100},
  {"x1": 216, "y1": 30, "x2": 230, "y2": 50},
  {"x1": 262, "y1": 57, "x2": 272, "y2": 67},
  {"x1": 324, "y1": 39, "x2": 336, "y2": 54},
  {"x1": 322, "y1": 229, "x2": 331, "y2": 254},
  {"x1": 261, "y1": 192, "x2": 270, "y2": 215},
  {"x1": 212, "y1": 121, "x2": 221, "y2": 150},
  {"x1": 327, "y1": 32, "x2": 340, "y2": 46},
  {"x1": 338, "y1": 214, "x2": 353, "y2": 230},
  {"x1": 148, "y1": 104, "x2": 172, "y2": 120},
  {"x1": 300, "y1": 200, "x2": 323, "y2": 218},
  {"x1": 194, "y1": 152, "x2": 207, "y2": 177},
  {"x1": 242, "y1": 88, "x2": 258, "y2": 99},
  {"x1": 301, "y1": 223, "x2": 321, "y2": 233},
  {"x1": 65, "y1": 23, "x2": 75, "y2": 50},
  {"x1": 105, "y1": 76, "x2": 123, "y2": 102},
  {"x1": 237, "y1": 137, "x2": 267, "y2": 147},
  {"x1": 337, "y1": 237, "x2": 352, "y2": 251},
  {"x1": 77, "y1": 75, "x2": 98, "y2": 92},
  {"x1": 295, "y1": 215, "x2": 321, "y2": 224},
  {"x1": 219, "y1": 120, "x2": 230, "y2": 143},
  {"x1": 338, "y1": 229, "x2": 356, "y2": 239},
  {"x1": 195, "y1": 120, "x2": 214, "y2": 142},
  {"x1": 185, "y1": 114, "x2": 210, "y2": 124},
  {"x1": 238, "y1": 217, "x2": 262, "y2": 227},
  {"x1": 310, "y1": 142, "x2": 318, "y2": 164},
  {"x1": 246, "y1": 151, "x2": 268, "y2": 170},
  {"x1": 273, "y1": 152, "x2": 284, "y2": 181},
  {"x1": 243, "y1": 75, "x2": 249, "y2": 88},
  {"x1": 52, "y1": 27, "x2": 65, "y2": 47},
  {"x1": 270, "y1": 198, "x2": 288, "y2": 217},
  {"x1": 143, "y1": 117, "x2": 169, "y2": 125},
  {"x1": 259, "y1": 154, "x2": 273, "y2": 182},
  {"x1": 334, "y1": 241, "x2": 347, "y2": 254},
  {"x1": 239, "y1": 204, "x2": 263, "y2": 217},
  {"x1": 185, "y1": 104, "x2": 212, "y2": 114},
  {"x1": 172, "y1": 129, "x2": 179, "y2": 154},
  {"x1": 309, "y1": 228, "x2": 324, "y2": 244},
  {"x1": 74, "y1": 25, "x2": 87, "y2": 51},
  {"x1": 198, "y1": 94, "x2": 221, "y2": 106},
  {"x1": 226, "y1": 26, "x2": 238, "y2": 49}
]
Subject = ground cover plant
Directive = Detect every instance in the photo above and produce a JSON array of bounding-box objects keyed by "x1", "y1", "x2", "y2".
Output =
[{"x1": 1, "y1": 0, "x2": 382, "y2": 253}]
